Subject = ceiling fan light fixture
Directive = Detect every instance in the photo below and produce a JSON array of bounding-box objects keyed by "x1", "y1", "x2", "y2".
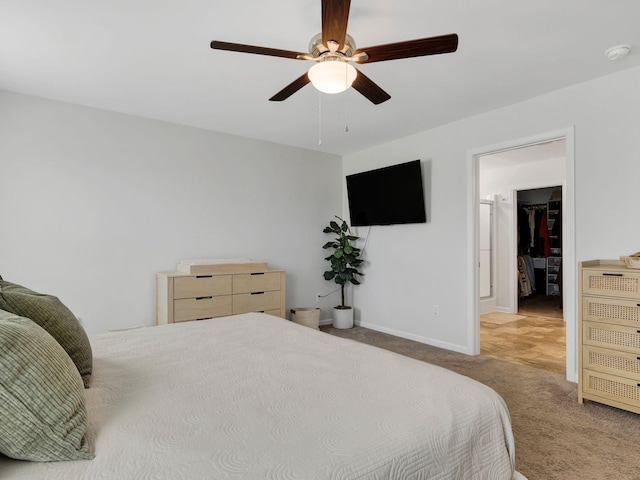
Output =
[{"x1": 308, "y1": 60, "x2": 357, "y2": 94}]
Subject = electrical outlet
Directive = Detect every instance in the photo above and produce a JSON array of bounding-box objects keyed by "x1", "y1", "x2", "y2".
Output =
[
  {"x1": 316, "y1": 293, "x2": 321, "y2": 303},
  {"x1": 432, "y1": 305, "x2": 439, "y2": 317}
]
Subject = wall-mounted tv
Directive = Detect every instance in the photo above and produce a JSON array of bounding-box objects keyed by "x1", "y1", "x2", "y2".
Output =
[{"x1": 346, "y1": 159, "x2": 427, "y2": 227}]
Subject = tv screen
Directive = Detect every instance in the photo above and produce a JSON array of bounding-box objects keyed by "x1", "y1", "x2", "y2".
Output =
[{"x1": 346, "y1": 159, "x2": 427, "y2": 227}]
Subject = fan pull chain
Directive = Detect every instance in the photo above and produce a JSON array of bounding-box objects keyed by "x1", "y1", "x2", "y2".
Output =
[
  {"x1": 344, "y1": 85, "x2": 350, "y2": 133},
  {"x1": 318, "y1": 91, "x2": 322, "y2": 145}
]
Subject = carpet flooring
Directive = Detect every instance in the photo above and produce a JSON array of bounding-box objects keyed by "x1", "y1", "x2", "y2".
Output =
[{"x1": 322, "y1": 325, "x2": 640, "y2": 480}]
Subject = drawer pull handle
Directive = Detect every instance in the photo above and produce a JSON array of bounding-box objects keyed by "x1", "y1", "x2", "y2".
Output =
[
  {"x1": 637, "y1": 357, "x2": 640, "y2": 361},
  {"x1": 196, "y1": 296, "x2": 213, "y2": 300},
  {"x1": 251, "y1": 292, "x2": 265, "y2": 295},
  {"x1": 196, "y1": 275, "x2": 213, "y2": 279},
  {"x1": 250, "y1": 272, "x2": 265, "y2": 276},
  {"x1": 602, "y1": 273, "x2": 623, "y2": 277}
]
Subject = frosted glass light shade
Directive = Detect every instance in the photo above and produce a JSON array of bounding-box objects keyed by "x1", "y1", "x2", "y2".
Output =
[{"x1": 308, "y1": 61, "x2": 357, "y2": 94}]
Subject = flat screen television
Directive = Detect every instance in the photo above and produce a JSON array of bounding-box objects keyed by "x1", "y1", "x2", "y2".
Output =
[{"x1": 346, "y1": 159, "x2": 427, "y2": 227}]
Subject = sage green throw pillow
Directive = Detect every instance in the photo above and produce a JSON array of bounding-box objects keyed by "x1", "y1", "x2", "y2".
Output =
[
  {"x1": 0, "y1": 310, "x2": 94, "y2": 462},
  {"x1": 0, "y1": 279, "x2": 92, "y2": 387}
]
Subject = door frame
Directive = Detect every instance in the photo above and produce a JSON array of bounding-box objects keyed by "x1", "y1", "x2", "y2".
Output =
[
  {"x1": 479, "y1": 198, "x2": 496, "y2": 309},
  {"x1": 509, "y1": 184, "x2": 564, "y2": 313},
  {"x1": 467, "y1": 127, "x2": 577, "y2": 382}
]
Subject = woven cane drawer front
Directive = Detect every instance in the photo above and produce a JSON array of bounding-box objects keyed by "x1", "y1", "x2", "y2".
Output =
[
  {"x1": 583, "y1": 345, "x2": 640, "y2": 381},
  {"x1": 582, "y1": 270, "x2": 640, "y2": 299},
  {"x1": 583, "y1": 370, "x2": 640, "y2": 408},
  {"x1": 582, "y1": 297, "x2": 640, "y2": 327},
  {"x1": 583, "y1": 321, "x2": 640, "y2": 354},
  {"x1": 579, "y1": 262, "x2": 640, "y2": 412}
]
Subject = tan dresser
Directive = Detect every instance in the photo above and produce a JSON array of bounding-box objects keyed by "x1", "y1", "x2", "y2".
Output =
[
  {"x1": 156, "y1": 269, "x2": 285, "y2": 325},
  {"x1": 578, "y1": 260, "x2": 640, "y2": 413}
]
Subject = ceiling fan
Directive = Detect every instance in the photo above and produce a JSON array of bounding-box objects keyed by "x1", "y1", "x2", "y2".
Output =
[{"x1": 210, "y1": 0, "x2": 458, "y2": 105}]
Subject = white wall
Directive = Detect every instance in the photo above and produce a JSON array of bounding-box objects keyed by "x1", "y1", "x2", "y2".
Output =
[
  {"x1": 479, "y1": 158, "x2": 565, "y2": 311},
  {"x1": 0, "y1": 91, "x2": 343, "y2": 334},
  {"x1": 344, "y1": 65, "x2": 640, "y2": 358},
  {"x1": 4, "y1": 64, "x2": 640, "y2": 362}
]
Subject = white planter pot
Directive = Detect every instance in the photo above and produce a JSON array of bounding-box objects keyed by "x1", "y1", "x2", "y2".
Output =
[{"x1": 332, "y1": 307, "x2": 354, "y2": 329}]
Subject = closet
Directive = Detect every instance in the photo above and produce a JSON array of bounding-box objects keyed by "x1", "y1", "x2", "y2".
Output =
[{"x1": 517, "y1": 187, "x2": 563, "y2": 316}]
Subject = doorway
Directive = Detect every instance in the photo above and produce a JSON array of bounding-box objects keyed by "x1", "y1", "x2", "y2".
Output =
[
  {"x1": 515, "y1": 186, "x2": 564, "y2": 321},
  {"x1": 469, "y1": 128, "x2": 576, "y2": 381}
]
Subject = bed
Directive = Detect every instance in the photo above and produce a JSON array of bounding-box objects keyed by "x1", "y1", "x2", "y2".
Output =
[{"x1": 0, "y1": 312, "x2": 524, "y2": 479}]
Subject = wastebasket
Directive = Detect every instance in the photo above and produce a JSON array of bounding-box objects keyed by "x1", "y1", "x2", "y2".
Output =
[{"x1": 290, "y1": 307, "x2": 320, "y2": 330}]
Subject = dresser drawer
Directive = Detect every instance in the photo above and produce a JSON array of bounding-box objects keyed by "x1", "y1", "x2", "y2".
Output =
[
  {"x1": 583, "y1": 345, "x2": 640, "y2": 381},
  {"x1": 582, "y1": 369, "x2": 640, "y2": 408},
  {"x1": 583, "y1": 321, "x2": 640, "y2": 354},
  {"x1": 173, "y1": 275, "x2": 232, "y2": 299},
  {"x1": 582, "y1": 269, "x2": 640, "y2": 299},
  {"x1": 157, "y1": 269, "x2": 285, "y2": 325},
  {"x1": 233, "y1": 291, "x2": 281, "y2": 315},
  {"x1": 582, "y1": 296, "x2": 640, "y2": 327},
  {"x1": 174, "y1": 296, "x2": 233, "y2": 322},
  {"x1": 233, "y1": 272, "x2": 281, "y2": 294}
]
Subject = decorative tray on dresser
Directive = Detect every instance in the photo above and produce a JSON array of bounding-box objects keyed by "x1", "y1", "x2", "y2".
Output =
[
  {"x1": 578, "y1": 259, "x2": 640, "y2": 413},
  {"x1": 156, "y1": 259, "x2": 285, "y2": 325}
]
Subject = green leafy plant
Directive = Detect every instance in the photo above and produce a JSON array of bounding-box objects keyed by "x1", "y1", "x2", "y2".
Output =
[{"x1": 322, "y1": 216, "x2": 364, "y2": 308}]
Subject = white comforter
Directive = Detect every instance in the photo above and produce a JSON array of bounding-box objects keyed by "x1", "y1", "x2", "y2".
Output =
[{"x1": 0, "y1": 313, "x2": 519, "y2": 479}]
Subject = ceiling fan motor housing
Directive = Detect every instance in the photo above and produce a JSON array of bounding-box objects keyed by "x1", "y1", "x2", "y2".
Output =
[{"x1": 309, "y1": 32, "x2": 356, "y2": 58}]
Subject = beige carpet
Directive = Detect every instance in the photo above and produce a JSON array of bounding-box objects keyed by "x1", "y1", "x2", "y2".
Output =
[{"x1": 323, "y1": 325, "x2": 640, "y2": 480}]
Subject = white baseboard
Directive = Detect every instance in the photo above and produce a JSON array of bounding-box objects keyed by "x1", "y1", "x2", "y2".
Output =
[
  {"x1": 479, "y1": 305, "x2": 512, "y2": 314},
  {"x1": 479, "y1": 297, "x2": 497, "y2": 314},
  {"x1": 355, "y1": 320, "x2": 473, "y2": 355}
]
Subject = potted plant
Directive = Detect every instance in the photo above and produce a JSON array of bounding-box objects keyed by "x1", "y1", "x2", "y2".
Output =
[{"x1": 322, "y1": 216, "x2": 364, "y2": 329}]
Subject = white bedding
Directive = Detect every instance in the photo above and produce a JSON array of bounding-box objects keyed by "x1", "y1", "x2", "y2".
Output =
[{"x1": 0, "y1": 313, "x2": 521, "y2": 479}]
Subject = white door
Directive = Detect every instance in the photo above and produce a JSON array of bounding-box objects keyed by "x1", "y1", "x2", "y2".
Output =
[{"x1": 479, "y1": 201, "x2": 493, "y2": 299}]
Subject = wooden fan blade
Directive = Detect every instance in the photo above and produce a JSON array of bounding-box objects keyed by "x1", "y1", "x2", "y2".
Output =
[
  {"x1": 269, "y1": 73, "x2": 311, "y2": 101},
  {"x1": 351, "y1": 68, "x2": 390, "y2": 105},
  {"x1": 322, "y1": 0, "x2": 351, "y2": 49},
  {"x1": 354, "y1": 33, "x2": 458, "y2": 63},
  {"x1": 211, "y1": 41, "x2": 307, "y2": 60}
]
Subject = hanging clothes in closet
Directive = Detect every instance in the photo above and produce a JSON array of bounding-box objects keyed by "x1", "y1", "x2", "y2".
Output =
[
  {"x1": 517, "y1": 204, "x2": 550, "y2": 257},
  {"x1": 517, "y1": 255, "x2": 534, "y2": 298},
  {"x1": 517, "y1": 204, "x2": 550, "y2": 298},
  {"x1": 539, "y1": 210, "x2": 551, "y2": 257}
]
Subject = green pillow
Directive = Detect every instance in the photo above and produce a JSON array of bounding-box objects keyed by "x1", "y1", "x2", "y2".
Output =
[
  {"x1": 0, "y1": 279, "x2": 92, "y2": 387},
  {"x1": 0, "y1": 310, "x2": 94, "y2": 462}
]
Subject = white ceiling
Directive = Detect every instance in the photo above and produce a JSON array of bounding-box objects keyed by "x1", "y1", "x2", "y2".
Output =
[{"x1": 1, "y1": 0, "x2": 639, "y2": 155}]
